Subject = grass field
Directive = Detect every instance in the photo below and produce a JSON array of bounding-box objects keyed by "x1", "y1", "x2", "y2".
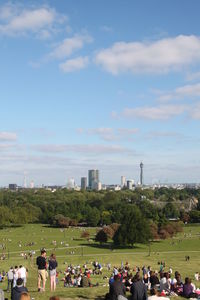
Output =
[{"x1": 0, "y1": 224, "x2": 200, "y2": 300}]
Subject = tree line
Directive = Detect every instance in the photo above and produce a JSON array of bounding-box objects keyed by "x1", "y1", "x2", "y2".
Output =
[{"x1": 0, "y1": 188, "x2": 199, "y2": 227}]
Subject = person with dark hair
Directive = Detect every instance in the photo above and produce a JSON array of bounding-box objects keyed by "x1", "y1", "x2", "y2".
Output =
[
  {"x1": 149, "y1": 271, "x2": 159, "y2": 289},
  {"x1": 80, "y1": 272, "x2": 92, "y2": 287},
  {"x1": 109, "y1": 275, "x2": 126, "y2": 300},
  {"x1": 159, "y1": 272, "x2": 171, "y2": 293},
  {"x1": 11, "y1": 278, "x2": 28, "y2": 300},
  {"x1": 36, "y1": 249, "x2": 47, "y2": 292},
  {"x1": 48, "y1": 253, "x2": 58, "y2": 291},
  {"x1": 183, "y1": 277, "x2": 197, "y2": 298},
  {"x1": 130, "y1": 273, "x2": 147, "y2": 300}
]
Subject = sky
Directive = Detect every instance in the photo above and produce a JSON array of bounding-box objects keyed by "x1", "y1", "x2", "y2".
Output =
[{"x1": 1, "y1": 0, "x2": 200, "y2": 186}]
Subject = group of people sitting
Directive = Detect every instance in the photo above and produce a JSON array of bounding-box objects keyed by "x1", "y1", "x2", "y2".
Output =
[
  {"x1": 62, "y1": 262, "x2": 101, "y2": 287},
  {"x1": 107, "y1": 264, "x2": 200, "y2": 300}
]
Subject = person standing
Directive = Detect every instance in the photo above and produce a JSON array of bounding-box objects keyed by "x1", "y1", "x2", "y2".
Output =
[
  {"x1": 18, "y1": 266, "x2": 27, "y2": 287},
  {"x1": 11, "y1": 278, "x2": 28, "y2": 300},
  {"x1": 36, "y1": 249, "x2": 47, "y2": 292},
  {"x1": 7, "y1": 267, "x2": 14, "y2": 292},
  {"x1": 48, "y1": 254, "x2": 58, "y2": 291}
]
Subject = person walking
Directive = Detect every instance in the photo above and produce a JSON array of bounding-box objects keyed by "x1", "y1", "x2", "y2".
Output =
[
  {"x1": 36, "y1": 249, "x2": 47, "y2": 292},
  {"x1": 48, "y1": 254, "x2": 58, "y2": 291}
]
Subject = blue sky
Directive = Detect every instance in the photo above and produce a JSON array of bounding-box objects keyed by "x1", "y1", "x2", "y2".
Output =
[{"x1": 1, "y1": 0, "x2": 200, "y2": 186}]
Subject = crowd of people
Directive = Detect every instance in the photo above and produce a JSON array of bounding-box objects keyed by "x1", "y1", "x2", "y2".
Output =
[
  {"x1": 0, "y1": 249, "x2": 199, "y2": 300},
  {"x1": 107, "y1": 263, "x2": 200, "y2": 300}
]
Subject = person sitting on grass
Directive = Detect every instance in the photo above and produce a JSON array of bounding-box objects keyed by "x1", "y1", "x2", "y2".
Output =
[
  {"x1": 109, "y1": 274, "x2": 126, "y2": 300},
  {"x1": 130, "y1": 273, "x2": 147, "y2": 300},
  {"x1": 183, "y1": 277, "x2": 197, "y2": 298},
  {"x1": 148, "y1": 288, "x2": 170, "y2": 300},
  {"x1": 80, "y1": 272, "x2": 92, "y2": 287},
  {"x1": 159, "y1": 272, "x2": 171, "y2": 294}
]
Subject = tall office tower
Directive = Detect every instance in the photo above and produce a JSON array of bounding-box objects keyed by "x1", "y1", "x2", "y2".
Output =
[
  {"x1": 88, "y1": 169, "x2": 99, "y2": 189},
  {"x1": 140, "y1": 162, "x2": 144, "y2": 186},
  {"x1": 121, "y1": 176, "x2": 126, "y2": 187},
  {"x1": 81, "y1": 177, "x2": 87, "y2": 190}
]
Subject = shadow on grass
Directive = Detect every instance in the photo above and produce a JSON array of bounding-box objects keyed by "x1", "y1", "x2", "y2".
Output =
[
  {"x1": 80, "y1": 242, "x2": 142, "y2": 250},
  {"x1": 0, "y1": 224, "x2": 22, "y2": 230}
]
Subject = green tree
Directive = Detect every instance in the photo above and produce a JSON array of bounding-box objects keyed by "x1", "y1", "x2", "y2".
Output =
[
  {"x1": 95, "y1": 229, "x2": 108, "y2": 244},
  {"x1": 113, "y1": 205, "x2": 151, "y2": 247}
]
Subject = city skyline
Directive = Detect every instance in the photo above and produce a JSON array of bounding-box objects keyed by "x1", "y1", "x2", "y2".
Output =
[{"x1": 1, "y1": 1, "x2": 200, "y2": 185}]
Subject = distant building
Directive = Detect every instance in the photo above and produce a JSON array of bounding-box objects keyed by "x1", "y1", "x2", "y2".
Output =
[
  {"x1": 67, "y1": 178, "x2": 75, "y2": 189},
  {"x1": 106, "y1": 184, "x2": 121, "y2": 191},
  {"x1": 88, "y1": 169, "x2": 99, "y2": 190},
  {"x1": 127, "y1": 180, "x2": 134, "y2": 190},
  {"x1": 121, "y1": 176, "x2": 126, "y2": 187},
  {"x1": 9, "y1": 184, "x2": 17, "y2": 191},
  {"x1": 30, "y1": 180, "x2": 34, "y2": 189},
  {"x1": 81, "y1": 177, "x2": 87, "y2": 190}
]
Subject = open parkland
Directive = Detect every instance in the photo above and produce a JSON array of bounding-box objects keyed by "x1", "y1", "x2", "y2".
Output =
[{"x1": 0, "y1": 224, "x2": 199, "y2": 300}]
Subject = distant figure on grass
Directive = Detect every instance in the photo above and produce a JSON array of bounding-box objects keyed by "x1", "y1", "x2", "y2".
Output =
[
  {"x1": 48, "y1": 253, "x2": 58, "y2": 291},
  {"x1": 36, "y1": 249, "x2": 47, "y2": 292},
  {"x1": 11, "y1": 278, "x2": 28, "y2": 300}
]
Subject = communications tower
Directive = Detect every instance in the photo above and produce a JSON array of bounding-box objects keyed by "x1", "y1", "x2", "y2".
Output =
[{"x1": 140, "y1": 162, "x2": 144, "y2": 186}]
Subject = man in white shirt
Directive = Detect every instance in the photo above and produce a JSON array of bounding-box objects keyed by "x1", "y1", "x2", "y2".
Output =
[{"x1": 18, "y1": 265, "x2": 27, "y2": 287}]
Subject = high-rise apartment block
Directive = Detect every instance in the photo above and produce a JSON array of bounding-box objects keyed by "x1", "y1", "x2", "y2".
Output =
[
  {"x1": 88, "y1": 169, "x2": 100, "y2": 190},
  {"x1": 121, "y1": 176, "x2": 126, "y2": 187},
  {"x1": 81, "y1": 177, "x2": 87, "y2": 190}
]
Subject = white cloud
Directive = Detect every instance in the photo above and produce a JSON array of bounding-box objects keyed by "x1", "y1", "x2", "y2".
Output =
[
  {"x1": 78, "y1": 127, "x2": 138, "y2": 141},
  {"x1": 158, "y1": 82, "x2": 200, "y2": 102},
  {"x1": 95, "y1": 35, "x2": 200, "y2": 74},
  {"x1": 31, "y1": 144, "x2": 131, "y2": 155},
  {"x1": 59, "y1": 56, "x2": 89, "y2": 73},
  {"x1": 49, "y1": 34, "x2": 92, "y2": 60},
  {"x1": 186, "y1": 71, "x2": 200, "y2": 82},
  {"x1": 122, "y1": 104, "x2": 187, "y2": 120},
  {"x1": 0, "y1": 3, "x2": 66, "y2": 37},
  {"x1": 189, "y1": 103, "x2": 200, "y2": 119},
  {"x1": 0, "y1": 131, "x2": 17, "y2": 142},
  {"x1": 100, "y1": 25, "x2": 113, "y2": 33},
  {"x1": 146, "y1": 131, "x2": 184, "y2": 139}
]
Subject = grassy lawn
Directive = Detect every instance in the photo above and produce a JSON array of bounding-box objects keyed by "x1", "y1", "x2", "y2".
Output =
[{"x1": 0, "y1": 224, "x2": 199, "y2": 300}]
